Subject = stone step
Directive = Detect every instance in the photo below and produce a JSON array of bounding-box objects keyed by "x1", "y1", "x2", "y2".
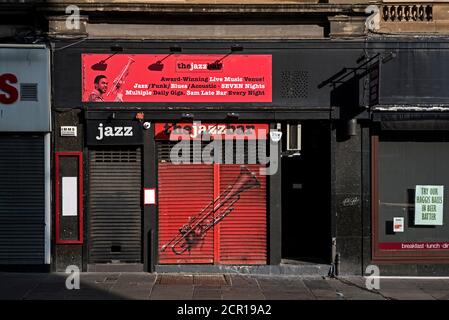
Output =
[
  {"x1": 155, "y1": 263, "x2": 332, "y2": 276},
  {"x1": 87, "y1": 263, "x2": 144, "y2": 272}
]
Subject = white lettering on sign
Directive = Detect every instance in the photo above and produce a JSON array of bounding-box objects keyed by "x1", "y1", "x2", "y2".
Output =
[{"x1": 96, "y1": 123, "x2": 133, "y2": 140}]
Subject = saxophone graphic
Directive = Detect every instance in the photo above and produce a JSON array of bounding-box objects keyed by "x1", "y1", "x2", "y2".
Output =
[{"x1": 106, "y1": 56, "x2": 135, "y2": 102}]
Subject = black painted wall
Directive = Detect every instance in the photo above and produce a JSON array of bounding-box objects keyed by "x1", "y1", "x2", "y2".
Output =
[
  {"x1": 53, "y1": 109, "x2": 85, "y2": 272},
  {"x1": 143, "y1": 124, "x2": 157, "y2": 272},
  {"x1": 52, "y1": 40, "x2": 365, "y2": 111},
  {"x1": 281, "y1": 120, "x2": 331, "y2": 263},
  {"x1": 333, "y1": 121, "x2": 363, "y2": 275}
]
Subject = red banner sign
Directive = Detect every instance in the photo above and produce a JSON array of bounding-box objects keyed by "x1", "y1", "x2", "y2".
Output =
[
  {"x1": 155, "y1": 123, "x2": 269, "y2": 140},
  {"x1": 379, "y1": 242, "x2": 449, "y2": 250},
  {"x1": 82, "y1": 54, "x2": 272, "y2": 103}
]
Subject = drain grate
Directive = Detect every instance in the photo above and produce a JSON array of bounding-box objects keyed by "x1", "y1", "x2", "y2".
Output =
[
  {"x1": 157, "y1": 274, "x2": 193, "y2": 285},
  {"x1": 194, "y1": 275, "x2": 229, "y2": 286},
  {"x1": 156, "y1": 274, "x2": 229, "y2": 286}
]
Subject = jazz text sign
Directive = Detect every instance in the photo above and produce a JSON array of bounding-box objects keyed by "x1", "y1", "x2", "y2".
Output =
[
  {"x1": 86, "y1": 120, "x2": 143, "y2": 146},
  {"x1": 81, "y1": 54, "x2": 272, "y2": 103},
  {"x1": 415, "y1": 185, "x2": 444, "y2": 225}
]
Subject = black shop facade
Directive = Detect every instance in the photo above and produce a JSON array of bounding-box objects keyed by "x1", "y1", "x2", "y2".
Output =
[{"x1": 51, "y1": 39, "x2": 449, "y2": 275}]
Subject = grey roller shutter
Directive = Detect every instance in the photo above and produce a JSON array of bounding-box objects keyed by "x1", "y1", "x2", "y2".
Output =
[
  {"x1": 88, "y1": 149, "x2": 142, "y2": 263},
  {"x1": 0, "y1": 135, "x2": 45, "y2": 265}
]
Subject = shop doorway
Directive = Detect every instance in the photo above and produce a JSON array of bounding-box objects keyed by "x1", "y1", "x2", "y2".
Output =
[
  {"x1": 88, "y1": 148, "x2": 143, "y2": 266},
  {"x1": 281, "y1": 121, "x2": 331, "y2": 264}
]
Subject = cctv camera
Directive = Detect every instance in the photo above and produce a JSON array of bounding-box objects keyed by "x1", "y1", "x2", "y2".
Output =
[{"x1": 143, "y1": 122, "x2": 151, "y2": 130}]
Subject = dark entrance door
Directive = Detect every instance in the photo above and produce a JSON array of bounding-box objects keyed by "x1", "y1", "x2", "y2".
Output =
[{"x1": 281, "y1": 121, "x2": 331, "y2": 264}]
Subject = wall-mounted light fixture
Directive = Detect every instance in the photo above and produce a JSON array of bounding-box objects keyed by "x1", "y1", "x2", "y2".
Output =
[
  {"x1": 207, "y1": 44, "x2": 244, "y2": 71},
  {"x1": 226, "y1": 112, "x2": 239, "y2": 120},
  {"x1": 148, "y1": 46, "x2": 182, "y2": 71},
  {"x1": 107, "y1": 112, "x2": 116, "y2": 122},
  {"x1": 345, "y1": 118, "x2": 357, "y2": 137},
  {"x1": 381, "y1": 51, "x2": 397, "y2": 63},
  {"x1": 91, "y1": 45, "x2": 124, "y2": 71},
  {"x1": 135, "y1": 112, "x2": 145, "y2": 122},
  {"x1": 181, "y1": 112, "x2": 194, "y2": 120}
]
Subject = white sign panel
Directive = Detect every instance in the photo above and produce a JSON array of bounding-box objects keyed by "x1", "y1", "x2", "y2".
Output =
[
  {"x1": 61, "y1": 126, "x2": 77, "y2": 137},
  {"x1": 0, "y1": 46, "x2": 50, "y2": 132},
  {"x1": 62, "y1": 177, "x2": 78, "y2": 216},
  {"x1": 144, "y1": 188, "x2": 156, "y2": 205},
  {"x1": 393, "y1": 217, "x2": 404, "y2": 232},
  {"x1": 415, "y1": 185, "x2": 444, "y2": 225}
]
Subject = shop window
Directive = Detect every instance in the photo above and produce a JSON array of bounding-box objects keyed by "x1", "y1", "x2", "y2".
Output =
[{"x1": 372, "y1": 132, "x2": 449, "y2": 262}]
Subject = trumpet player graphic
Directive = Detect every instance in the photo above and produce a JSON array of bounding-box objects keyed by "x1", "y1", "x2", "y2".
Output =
[
  {"x1": 106, "y1": 56, "x2": 135, "y2": 102},
  {"x1": 88, "y1": 55, "x2": 135, "y2": 102},
  {"x1": 88, "y1": 75, "x2": 108, "y2": 102}
]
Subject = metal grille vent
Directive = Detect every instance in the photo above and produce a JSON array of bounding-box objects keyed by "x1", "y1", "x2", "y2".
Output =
[
  {"x1": 280, "y1": 71, "x2": 308, "y2": 99},
  {"x1": 92, "y1": 150, "x2": 138, "y2": 163},
  {"x1": 20, "y1": 83, "x2": 38, "y2": 101}
]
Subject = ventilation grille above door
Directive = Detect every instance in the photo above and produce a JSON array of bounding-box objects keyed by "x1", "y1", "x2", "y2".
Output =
[
  {"x1": 280, "y1": 70, "x2": 308, "y2": 99},
  {"x1": 92, "y1": 149, "x2": 139, "y2": 163}
]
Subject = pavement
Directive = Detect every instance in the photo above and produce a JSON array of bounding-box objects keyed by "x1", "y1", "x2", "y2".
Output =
[{"x1": 0, "y1": 272, "x2": 448, "y2": 300}]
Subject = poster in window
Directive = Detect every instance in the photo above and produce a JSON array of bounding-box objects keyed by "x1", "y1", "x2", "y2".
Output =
[{"x1": 415, "y1": 185, "x2": 444, "y2": 225}]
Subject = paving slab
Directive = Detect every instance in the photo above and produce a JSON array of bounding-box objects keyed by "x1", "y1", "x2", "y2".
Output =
[
  {"x1": 377, "y1": 290, "x2": 436, "y2": 300},
  {"x1": 1, "y1": 272, "x2": 449, "y2": 300},
  {"x1": 193, "y1": 289, "x2": 222, "y2": 300},
  {"x1": 303, "y1": 279, "x2": 333, "y2": 291},
  {"x1": 262, "y1": 292, "x2": 314, "y2": 300},
  {"x1": 157, "y1": 274, "x2": 194, "y2": 285},
  {"x1": 150, "y1": 285, "x2": 194, "y2": 300},
  {"x1": 228, "y1": 275, "x2": 259, "y2": 287},
  {"x1": 222, "y1": 292, "x2": 265, "y2": 300},
  {"x1": 113, "y1": 290, "x2": 152, "y2": 300},
  {"x1": 414, "y1": 279, "x2": 449, "y2": 291},
  {"x1": 425, "y1": 291, "x2": 449, "y2": 300},
  {"x1": 193, "y1": 274, "x2": 229, "y2": 286}
]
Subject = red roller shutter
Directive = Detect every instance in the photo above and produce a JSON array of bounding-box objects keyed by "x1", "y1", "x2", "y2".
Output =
[
  {"x1": 158, "y1": 163, "x2": 214, "y2": 264},
  {"x1": 156, "y1": 123, "x2": 268, "y2": 265},
  {"x1": 218, "y1": 164, "x2": 267, "y2": 264}
]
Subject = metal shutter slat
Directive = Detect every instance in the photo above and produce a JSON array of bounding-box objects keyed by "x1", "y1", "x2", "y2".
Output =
[
  {"x1": 0, "y1": 136, "x2": 45, "y2": 264},
  {"x1": 219, "y1": 164, "x2": 267, "y2": 265}
]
